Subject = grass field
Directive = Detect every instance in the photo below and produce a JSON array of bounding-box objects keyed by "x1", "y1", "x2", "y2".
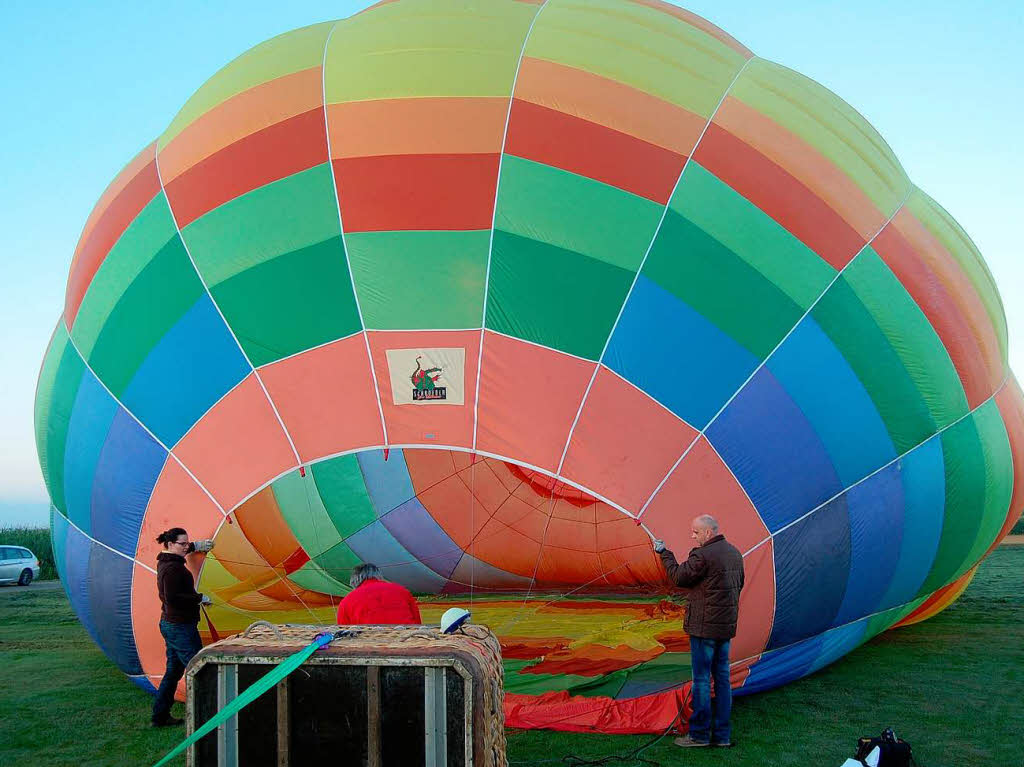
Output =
[
  {"x1": 1, "y1": 547, "x2": 1021, "y2": 767},
  {"x1": 0, "y1": 525, "x2": 57, "y2": 580}
]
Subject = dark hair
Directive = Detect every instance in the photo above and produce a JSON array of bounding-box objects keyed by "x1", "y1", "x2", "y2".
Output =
[
  {"x1": 350, "y1": 563, "x2": 382, "y2": 588},
  {"x1": 156, "y1": 527, "x2": 188, "y2": 545}
]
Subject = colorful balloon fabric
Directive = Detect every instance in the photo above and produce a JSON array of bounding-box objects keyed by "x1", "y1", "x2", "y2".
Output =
[{"x1": 35, "y1": 0, "x2": 1024, "y2": 733}]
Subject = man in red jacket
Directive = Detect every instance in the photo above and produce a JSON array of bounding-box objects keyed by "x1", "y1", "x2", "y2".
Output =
[{"x1": 336, "y1": 563, "x2": 422, "y2": 625}]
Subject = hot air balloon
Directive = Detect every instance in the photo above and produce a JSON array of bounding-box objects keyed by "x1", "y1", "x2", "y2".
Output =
[{"x1": 35, "y1": 0, "x2": 1023, "y2": 733}]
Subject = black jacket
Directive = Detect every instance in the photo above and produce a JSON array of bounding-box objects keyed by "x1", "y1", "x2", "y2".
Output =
[
  {"x1": 156, "y1": 552, "x2": 203, "y2": 624},
  {"x1": 659, "y1": 535, "x2": 744, "y2": 639}
]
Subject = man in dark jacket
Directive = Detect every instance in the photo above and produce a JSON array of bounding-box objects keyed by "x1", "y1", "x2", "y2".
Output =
[{"x1": 654, "y1": 514, "x2": 744, "y2": 748}]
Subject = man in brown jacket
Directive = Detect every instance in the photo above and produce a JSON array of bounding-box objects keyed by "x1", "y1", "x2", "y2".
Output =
[{"x1": 654, "y1": 514, "x2": 744, "y2": 748}]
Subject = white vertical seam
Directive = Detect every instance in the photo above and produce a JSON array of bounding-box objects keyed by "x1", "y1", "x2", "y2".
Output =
[
  {"x1": 470, "y1": 0, "x2": 553, "y2": 452},
  {"x1": 555, "y1": 55, "x2": 758, "y2": 475},
  {"x1": 321, "y1": 19, "x2": 389, "y2": 446},
  {"x1": 151, "y1": 145, "x2": 303, "y2": 466}
]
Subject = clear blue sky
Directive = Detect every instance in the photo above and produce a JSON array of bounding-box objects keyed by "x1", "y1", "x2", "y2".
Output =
[{"x1": 1, "y1": 0, "x2": 1021, "y2": 526}]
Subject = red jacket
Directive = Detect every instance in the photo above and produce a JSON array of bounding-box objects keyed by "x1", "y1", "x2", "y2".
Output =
[{"x1": 336, "y1": 578, "x2": 422, "y2": 625}]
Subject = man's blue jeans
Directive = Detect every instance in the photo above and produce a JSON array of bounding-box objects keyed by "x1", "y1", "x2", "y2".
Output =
[
  {"x1": 152, "y1": 620, "x2": 203, "y2": 723},
  {"x1": 689, "y1": 636, "x2": 732, "y2": 744}
]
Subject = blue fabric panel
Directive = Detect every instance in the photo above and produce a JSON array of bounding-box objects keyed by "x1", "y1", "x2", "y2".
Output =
[
  {"x1": 129, "y1": 675, "x2": 158, "y2": 694},
  {"x1": 447, "y1": 553, "x2": 533, "y2": 591},
  {"x1": 346, "y1": 520, "x2": 447, "y2": 593},
  {"x1": 707, "y1": 367, "x2": 843, "y2": 531},
  {"x1": 380, "y1": 497, "x2": 462, "y2": 578},
  {"x1": 86, "y1": 542, "x2": 142, "y2": 674},
  {"x1": 50, "y1": 506, "x2": 69, "y2": 582},
  {"x1": 62, "y1": 372, "x2": 118, "y2": 534},
  {"x1": 807, "y1": 620, "x2": 868, "y2": 675},
  {"x1": 121, "y1": 294, "x2": 250, "y2": 447},
  {"x1": 878, "y1": 436, "x2": 947, "y2": 610},
  {"x1": 767, "y1": 317, "x2": 896, "y2": 487},
  {"x1": 740, "y1": 635, "x2": 826, "y2": 695},
  {"x1": 61, "y1": 517, "x2": 101, "y2": 649},
  {"x1": 832, "y1": 464, "x2": 905, "y2": 626},
  {"x1": 768, "y1": 495, "x2": 850, "y2": 650},
  {"x1": 357, "y1": 449, "x2": 416, "y2": 516},
  {"x1": 90, "y1": 409, "x2": 168, "y2": 557},
  {"x1": 604, "y1": 275, "x2": 759, "y2": 427}
]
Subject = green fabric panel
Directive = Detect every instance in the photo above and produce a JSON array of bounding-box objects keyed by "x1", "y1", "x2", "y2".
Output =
[
  {"x1": 87, "y1": 236, "x2": 206, "y2": 396},
  {"x1": 503, "y1": 658, "x2": 629, "y2": 698},
  {"x1": 314, "y1": 540, "x2": 364, "y2": 585},
  {"x1": 620, "y1": 651, "x2": 691, "y2": 691},
  {"x1": 71, "y1": 193, "x2": 174, "y2": 358},
  {"x1": 43, "y1": 341, "x2": 87, "y2": 515},
  {"x1": 346, "y1": 230, "x2": 488, "y2": 329},
  {"x1": 527, "y1": 0, "x2": 746, "y2": 118},
  {"x1": 861, "y1": 598, "x2": 926, "y2": 642},
  {"x1": 812, "y1": 275, "x2": 935, "y2": 454},
  {"x1": 642, "y1": 207, "x2": 803, "y2": 359},
  {"x1": 906, "y1": 188, "x2": 1008, "y2": 366},
  {"x1": 730, "y1": 58, "x2": 909, "y2": 216},
  {"x1": 918, "y1": 412, "x2": 988, "y2": 597},
  {"x1": 289, "y1": 559, "x2": 350, "y2": 596},
  {"x1": 486, "y1": 230, "x2": 632, "y2": 360},
  {"x1": 311, "y1": 454, "x2": 378, "y2": 539},
  {"x1": 671, "y1": 163, "x2": 835, "y2": 310},
  {"x1": 495, "y1": 156, "x2": 663, "y2": 273},
  {"x1": 210, "y1": 236, "x2": 362, "y2": 367},
  {"x1": 843, "y1": 249, "x2": 969, "y2": 430},
  {"x1": 34, "y1": 323, "x2": 74, "y2": 512},
  {"x1": 325, "y1": 0, "x2": 536, "y2": 101},
  {"x1": 161, "y1": 22, "x2": 334, "y2": 147},
  {"x1": 959, "y1": 401, "x2": 1013, "y2": 572},
  {"x1": 272, "y1": 470, "x2": 344, "y2": 557},
  {"x1": 182, "y1": 164, "x2": 342, "y2": 288}
]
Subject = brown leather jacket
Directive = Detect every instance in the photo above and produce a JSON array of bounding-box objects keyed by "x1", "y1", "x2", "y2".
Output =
[{"x1": 659, "y1": 535, "x2": 744, "y2": 639}]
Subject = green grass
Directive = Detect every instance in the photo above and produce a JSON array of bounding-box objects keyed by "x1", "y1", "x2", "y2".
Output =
[
  {"x1": 0, "y1": 525, "x2": 56, "y2": 580},
  {"x1": 1, "y1": 548, "x2": 1022, "y2": 766}
]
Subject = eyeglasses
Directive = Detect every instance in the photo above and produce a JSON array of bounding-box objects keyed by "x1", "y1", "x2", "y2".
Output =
[{"x1": 172, "y1": 540, "x2": 190, "y2": 547}]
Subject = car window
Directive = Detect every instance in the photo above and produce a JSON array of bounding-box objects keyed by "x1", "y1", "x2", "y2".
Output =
[
  {"x1": 19, "y1": 549, "x2": 32, "y2": 559},
  {"x1": 0, "y1": 548, "x2": 15, "y2": 560}
]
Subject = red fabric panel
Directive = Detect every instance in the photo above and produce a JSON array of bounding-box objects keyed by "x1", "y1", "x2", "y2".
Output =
[
  {"x1": 694, "y1": 124, "x2": 865, "y2": 270},
  {"x1": 505, "y1": 99, "x2": 686, "y2": 203},
  {"x1": 989, "y1": 379, "x2": 1024, "y2": 552},
  {"x1": 333, "y1": 153, "x2": 500, "y2": 232},
  {"x1": 505, "y1": 685, "x2": 691, "y2": 734},
  {"x1": 164, "y1": 108, "x2": 328, "y2": 228},
  {"x1": 66, "y1": 147, "x2": 160, "y2": 326},
  {"x1": 873, "y1": 221, "x2": 991, "y2": 408}
]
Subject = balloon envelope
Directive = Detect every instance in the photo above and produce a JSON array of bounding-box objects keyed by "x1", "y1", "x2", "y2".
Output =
[{"x1": 36, "y1": 0, "x2": 1024, "y2": 732}]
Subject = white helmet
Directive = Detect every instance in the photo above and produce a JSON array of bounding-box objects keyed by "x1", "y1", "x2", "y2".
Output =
[{"x1": 440, "y1": 607, "x2": 471, "y2": 634}]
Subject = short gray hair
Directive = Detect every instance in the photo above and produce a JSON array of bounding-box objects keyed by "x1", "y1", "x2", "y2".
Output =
[
  {"x1": 694, "y1": 514, "x2": 719, "y2": 534},
  {"x1": 350, "y1": 563, "x2": 383, "y2": 589}
]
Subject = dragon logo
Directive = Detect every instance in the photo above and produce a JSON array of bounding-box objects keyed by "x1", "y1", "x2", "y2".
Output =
[{"x1": 411, "y1": 356, "x2": 446, "y2": 401}]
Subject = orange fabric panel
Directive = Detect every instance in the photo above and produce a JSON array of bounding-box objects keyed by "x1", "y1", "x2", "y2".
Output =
[
  {"x1": 732, "y1": 540, "x2": 775, "y2": 663},
  {"x1": 895, "y1": 565, "x2": 978, "y2": 628},
  {"x1": 416, "y1": 472, "x2": 492, "y2": 548},
  {"x1": 476, "y1": 331, "x2": 596, "y2": 471},
  {"x1": 542, "y1": 514, "x2": 598, "y2": 552},
  {"x1": 492, "y1": 493, "x2": 550, "y2": 541},
  {"x1": 535, "y1": 544, "x2": 609, "y2": 586},
  {"x1": 694, "y1": 123, "x2": 866, "y2": 270},
  {"x1": 135, "y1": 457, "x2": 222, "y2": 565},
  {"x1": 989, "y1": 379, "x2": 1024, "y2": 552},
  {"x1": 209, "y1": 511, "x2": 284, "y2": 588},
  {"x1": 327, "y1": 97, "x2": 508, "y2": 158},
  {"x1": 160, "y1": 67, "x2": 324, "y2": 183},
  {"x1": 66, "y1": 144, "x2": 160, "y2": 326},
  {"x1": 131, "y1": 564, "x2": 188, "y2": 702},
  {"x1": 873, "y1": 220, "x2": 991, "y2": 408},
  {"x1": 561, "y1": 368, "x2": 697, "y2": 513},
  {"x1": 404, "y1": 448, "x2": 460, "y2": 494},
  {"x1": 260, "y1": 334, "x2": 385, "y2": 463},
  {"x1": 333, "y1": 153, "x2": 500, "y2": 232},
  {"x1": 233, "y1": 486, "x2": 302, "y2": 567},
  {"x1": 505, "y1": 99, "x2": 686, "y2": 203},
  {"x1": 887, "y1": 207, "x2": 1004, "y2": 405},
  {"x1": 715, "y1": 96, "x2": 887, "y2": 240},
  {"x1": 368, "y1": 330, "x2": 480, "y2": 447},
  {"x1": 174, "y1": 373, "x2": 296, "y2": 510},
  {"x1": 641, "y1": 436, "x2": 768, "y2": 555},
  {"x1": 457, "y1": 458, "x2": 523, "y2": 514},
  {"x1": 471, "y1": 515, "x2": 542, "y2": 578},
  {"x1": 516, "y1": 57, "x2": 706, "y2": 156}
]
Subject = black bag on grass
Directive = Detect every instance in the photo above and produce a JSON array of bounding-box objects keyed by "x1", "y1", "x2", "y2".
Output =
[{"x1": 855, "y1": 727, "x2": 914, "y2": 766}]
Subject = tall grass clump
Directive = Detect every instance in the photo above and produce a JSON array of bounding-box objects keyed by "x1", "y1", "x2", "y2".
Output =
[{"x1": 0, "y1": 526, "x2": 56, "y2": 580}]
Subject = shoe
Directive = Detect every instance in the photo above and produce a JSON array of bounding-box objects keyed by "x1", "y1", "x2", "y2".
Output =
[
  {"x1": 673, "y1": 735, "x2": 710, "y2": 748},
  {"x1": 713, "y1": 740, "x2": 732, "y2": 747},
  {"x1": 151, "y1": 716, "x2": 184, "y2": 727}
]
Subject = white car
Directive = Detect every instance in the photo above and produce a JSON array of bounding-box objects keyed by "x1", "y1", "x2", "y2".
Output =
[{"x1": 0, "y1": 545, "x2": 41, "y2": 586}]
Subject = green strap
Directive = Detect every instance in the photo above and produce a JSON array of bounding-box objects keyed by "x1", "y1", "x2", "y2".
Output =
[{"x1": 153, "y1": 632, "x2": 334, "y2": 766}]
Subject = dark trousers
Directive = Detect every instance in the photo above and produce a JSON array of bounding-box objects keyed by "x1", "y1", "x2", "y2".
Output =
[
  {"x1": 689, "y1": 636, "x2": 732, "y2": 743},
  {"x1": 152, "y1": 619, "x2": 202, "y2": 723}
]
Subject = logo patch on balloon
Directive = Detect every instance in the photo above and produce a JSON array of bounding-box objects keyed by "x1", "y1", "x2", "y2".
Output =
[
  {"x1": 385, "y1": 348, "x2": 465, "y2": 406},
  {"x1": 411, "y1": 356, "x2": 446, "y2": 401}
]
